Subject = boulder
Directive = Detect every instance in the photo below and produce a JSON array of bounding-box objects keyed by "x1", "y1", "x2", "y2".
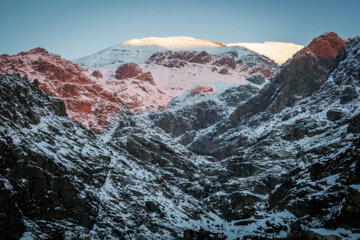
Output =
[
  {"x1": 247, "y1": 74, "x2": 265, "y2": 85},
  {"x1": 340, "y1": 86, "x2": 357, "y2": 104},
  {"x1": 326, "y1": 109, "x2": 343, "y2": 121},
  {"x1": 189, "y1": 85, "x2": 215, "y2": 95},
  {"x1": 115, "y1": 63, "x2": 143, "y2": 79},
  {"x1": 91, "y1": 70, "x2": 103, "y2": 78}
]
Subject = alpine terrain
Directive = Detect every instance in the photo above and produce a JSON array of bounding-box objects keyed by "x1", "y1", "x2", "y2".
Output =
[{"x1": 0, "y1": 32, "x2": 360, "y2": 240}]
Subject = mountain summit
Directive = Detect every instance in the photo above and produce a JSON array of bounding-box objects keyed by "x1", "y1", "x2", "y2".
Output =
[
  {"x1": 122, "y1": 36, "x2": 227, "y2": 48},
  {"x1": 77, "y1": 36, "x2": 303, "y2": 67},
  {"x1": 122, "y1": 36, "x2": 303, "y2": 64}
]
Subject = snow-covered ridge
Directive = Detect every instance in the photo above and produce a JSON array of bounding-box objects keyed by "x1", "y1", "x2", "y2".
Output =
[
  {"x1": 227, "y1": 41, "x2": 304, "y2": 64},
  {"x1": 123, "y1": 36, "x2": 226, "y2": 49},
  {"x1": 75, "y1": 36, "x2": 303, "y2": 68}
]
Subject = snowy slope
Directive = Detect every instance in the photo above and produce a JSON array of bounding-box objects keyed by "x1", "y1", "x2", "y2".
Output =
[
  {"x1": 75, "y1": 44, "x2": 166, "y2": 68},
  {"x1": 227, "y1": 41, "x2": 304, "y2": 64}
]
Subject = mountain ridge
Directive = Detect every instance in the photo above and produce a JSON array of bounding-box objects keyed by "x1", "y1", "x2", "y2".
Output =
[
  {"x1": 1, "y1": 32, "x2": 360, "y2": 240},
  {"x1": 75, "y1": 36, "x2": 303, "y2": 67}
]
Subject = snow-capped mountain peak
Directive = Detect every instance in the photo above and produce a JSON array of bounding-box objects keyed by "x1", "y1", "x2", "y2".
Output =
[
  {"x1": 122, "y1": 36, "x2": 226, "y2": 49},
  {"x1": 75, "y1": 36, "x2": 303, "y2": 68}
]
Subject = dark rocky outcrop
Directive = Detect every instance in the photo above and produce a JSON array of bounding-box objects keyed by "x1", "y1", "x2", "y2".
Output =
[
  {"x1": 0, "y1": 75, "x2": 109, "y2": 239},
  {"x1": 246, "y1": 74, "x2": 265, "y2": 85},
  {"x1": 91, "y1": 69, "x2": 103, "y2": 78},
  {"x1": 229, "y1": 32, "x2": 346, "y2": 125}
]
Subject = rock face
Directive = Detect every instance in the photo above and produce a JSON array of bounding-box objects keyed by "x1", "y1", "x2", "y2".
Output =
[
  {"x1": 146, "y1": 50, "x2": 276, "y2": 79},
  {"x1": 227, "y1": 32, "x2": 346, "y2": 127},
  {"x1": 189, "y1": 85, "x2": 215, "y2": 95},
  {"x1": 0, "y1": 49, "x2": 169, "y2": 131},
  {"x1": 246, "y1": 74, "x2": 265, "y2": 85},
  {"x1": 184, "y1": 35, "x2": 360, "y2": 238},
  {"x1": 91, "y1": 69, "x2": 103, "y2": 78},
  {"x1": 298, "y1": 32, "x2": 346, "y2": 58},
  {"x1": 115, "y1": 63, "x2": 155, "y2": 85},
  {"x1": 115, "y1": 63, "x2": 143, "y2": 79},
  {"x1": 0, "y1": 75, "x2": 109, "y2": 239},
  {"x1": 1, "y1": 33, "x2": 360, "y2": 240}
]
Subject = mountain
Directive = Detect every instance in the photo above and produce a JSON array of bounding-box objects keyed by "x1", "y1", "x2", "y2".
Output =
[
  {"x1": 75, "y1": 36, "x2": 302, "y2": 68},
  {"x1": 0, "y1": 43, "x2": 278, "y2": 132},
  {"x1": 0, "y1": 48, "x2": 169, "y2": 131},
  {"x1": 0, "y1": 32, "x2": 360, "y2": 240}
]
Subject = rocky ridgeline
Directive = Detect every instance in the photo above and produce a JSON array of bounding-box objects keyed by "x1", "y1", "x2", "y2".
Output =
[
  {"x1": 146, "y1": 50, "x2": 276, "y2": 78},
  {"x1": 0, "y1": 45, "x2": 279, "y2": 132},
  {"x1": 147, "y1": 33, "x2": 360, "y2": 238},
  {"x1": 0, "y1": 48, "x2": 171, "y2": 131},
  {"x1": 0, "y1": 32, "x2": 359, "y2": 239}
]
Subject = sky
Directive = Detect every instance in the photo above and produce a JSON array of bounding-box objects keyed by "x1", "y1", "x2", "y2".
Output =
[{"x1": 0, "y1": 0, "x2": 359, "y2": 60}]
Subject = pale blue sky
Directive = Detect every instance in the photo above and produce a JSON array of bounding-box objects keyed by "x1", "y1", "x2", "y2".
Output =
[{"x1": 0, "y1": 0, "x2": 359, "y2": 59}]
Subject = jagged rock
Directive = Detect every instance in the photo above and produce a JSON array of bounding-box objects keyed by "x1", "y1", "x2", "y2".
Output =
[
  {"x1": 189, "y1": 85, "x2": 215, "y2": 95},
  {"x1": 145, "y1": 201, "x2": 162, "y2": 214},
  {"x1": 213, "y1": 55, "x2": 237, "y2": 69},
  {"x1": 189, "y1": 51, "x2": 212, "y2": 64},
  {"x1": 0, "y1": 75, "x2": 108, "y2": 239},
  {"x1": 340, "y1": 86, "x2": 357, "y2": 104},
  {"x1": 227, "y1": 32, "x2": 346, "y2": 126},
  {"x1": 218, "y1": 68, "x2": 228, "y2": 75},
  {"x1": 247, "y1": 74, "x2": 265, "y2": 85},
  {"x1": 91, "y1": 70, "x2": 103, "y2": 78},
  {"x1": 298, "y1": 32, "x2": 346, "y2": 58},
  {"x1": 348, "y1": 113, "x2": 360, "y2": 133},
  {"x1": 136, "y1": 71, "x2": 155, "y2": 84},
  {"x1": 183, "y1": 228, "x2": 226, "y2": 240},
  {"x1": 115, "y1": 63, "x2": 143, "y2": 79},
  {"x1": 306, "y1": 230, "x2": 342, "y2": 240},
  {"x1": 326, "y1": 109, "x2": 343, "y2": 121}
]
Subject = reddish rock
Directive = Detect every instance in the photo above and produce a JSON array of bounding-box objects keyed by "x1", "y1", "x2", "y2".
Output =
[
  {"x1": 260, "y1": 67, "x2": 275, "y2": 78},
  {"x1": 250, "y1": 66, "x2": 275, "y2": 78},
  {"x1": 218, "y1": 68, "x2": 229, "y2": 75},
  {"x1": 147, "y1": 51, "x2": 214, "y2": 68},
  {"x1": 190, "y1": 85, "x2": 215, "y2": 95},
  {"x1": 66, "y1": 99, "x2": 92, "y2": 114},
  {"x1": 115, "y1": 63, "x2": 143, "y2": 79},
  {"x1": 79, "y1": 101, "x2": 92, "y2": 114},
  {"x1": 115, "y1": 63, "x2": 155, "y2": 85},
  {"x1": 91, "y1": 70, "x2": 103, "y2": 78},
  {"x1": 190, "y1": 51, "x2": 212, "y2": 64},
  {"x1": 19, "y1": 47, "x2": 49, "y2": 55},
  {"x1": 299, "y1": 32, "x2": 346, "y2": 58},
  {"x1": 0, "y1": 48, "x2": 123, "y2": 131},
  {"x1": 147, "y1": 51, "x2": 240, "y2": 75},
  {"x1": 0, "y1": 48, "x2": 169, "y2": 132},
  {"x1": 214, "y1": 55, "x2": 237, "y2": 69},
  {"x1": 136, "y1": 72, "x2": 155, "y2": 85}
]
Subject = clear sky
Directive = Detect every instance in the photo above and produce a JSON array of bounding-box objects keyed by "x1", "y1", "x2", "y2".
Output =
[{"x1": 0, "y1": 0, "x2": 359, "y2": 60}]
